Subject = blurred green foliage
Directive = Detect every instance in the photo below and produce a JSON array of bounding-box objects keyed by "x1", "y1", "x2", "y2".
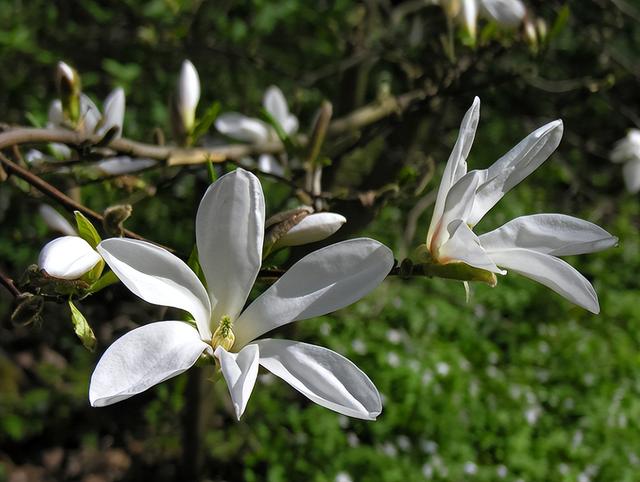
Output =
[{"x1": 1, "y1": 0, "x2": 640, "y2": 481}]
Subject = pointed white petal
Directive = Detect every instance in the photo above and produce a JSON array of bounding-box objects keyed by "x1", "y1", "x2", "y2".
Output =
[
  {"x1": 430, "y1": 170, "x2": 481, "y2": 253},
  {"x1": 215, "y1": 113, "x2": 270, "y2": 143},
  {"x1": 39, "y1": 205, "x2": 77, "y2": 236},
  {"x1": 257, "y1": 339, "x2": 381, "y2": 420},
  {"x1": 97, "y1": 238, "x2": 212, "y2": 340},
  {"x1": 234, "y1": 238, "x2": 393, "y2": 347},
  {"x1": 273, "y1": 212, "x2": 347, "y2": 249},
  {"x1": 486, "y1": 248, "x2": 600, "y2": 313},
  {"x1": 257, "y1": 154, "x2": 285, "y2": 176},
  {"x1": 479, "y1": 0, "x2": 526, "y2": 27},
  {"x1": 622, "y1": 159, "x2": 640, "y2": 194},
  {"x1": 263, "y1": 85, "x2": 289, "y2": 127},
  {"x1": 90, "y1": 321, "x2": 209, "y2": 407},
  {"x1": 468, "y1": 120, "x2": 563, "y2": 226},
  {"x1": 97, "y1": 87, "x2": 126, "y2": 138},
  {"x1": 48, "y1": 100, "x2": 64, "y2": 127},
  {"x1": 427, "y1": 97, "x2": 480, "y2": 247},
  {"x1": 178, "y1": 60, "x2": 200, "y2": 131},
  {"x1": 196, "y1": 168, "x2": 265, "y2": 323},
  {"x1": 479, "y1": 214, "x2": 618, "y2": 256},
  {"x1": 438, "y1": 220, "x2": 505, "y2": 273},
  {"x1": 38, "y1": 236, "x2": 101, "y2": 279},
  {"x1": 80, "y1": 94, "x2": 101, "y2": 134},
  {"x1": 214, "y1": 345, "x2": 259, "y2": 420},
  {"x1": 96, "y1": 156, "x2": 157, "y2": 176}
]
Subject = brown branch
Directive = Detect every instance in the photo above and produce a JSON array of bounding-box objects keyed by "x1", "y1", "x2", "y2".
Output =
[{"x1": 0, "y1": 269, "x2": 20, "y2": 298}]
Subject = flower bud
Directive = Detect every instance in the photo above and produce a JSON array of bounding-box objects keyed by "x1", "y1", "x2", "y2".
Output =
[
  {"x1": 273, "y1": 212, "x2": 347, "y2": 249},
  {"x1": 103, "y1": 204, "x2": 132, "y2": 237},
  {"x1": 536, "y1": 18, "x2": 548, "y2": 44},
  {"x1": 55, "y1": 61, "x2": 81, "y2": 124},
  {"x1": 38, "y1": 236, "x2": 102, "y2": 280},
  {"x1": 177, "y1": 60, "x2": 200, "y2": 133},
  {"x1": 460, "y1": 0, "x2": 478, "y2": 41},
  {"x1": 440, "y1": 0, "x2": 461, "y2": 19}
]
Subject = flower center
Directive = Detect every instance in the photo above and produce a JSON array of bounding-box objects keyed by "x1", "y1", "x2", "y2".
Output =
[{"x1": 211, "y1": 315, "x2": 235, "y2": 351}]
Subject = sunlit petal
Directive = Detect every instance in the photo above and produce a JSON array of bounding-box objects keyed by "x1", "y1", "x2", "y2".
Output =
[
  {"x1": 38, "y1": 236, "x2": 101, "y2": 279},
  {"x1": 479, "y1": 0, "x2": 526, "y2": 27},
  {"x1": 178, "y1": 59, "x2": 200, "y2": 131},
  {"x1": 215, "y1": 113, "x2": 270, "y2": 144},
  {"x1": 439, "y1": 220, "x2": 504, "y2": 273},
  {"x1": 214, "y1": 345, "x2": 259, "y2": 420},
  {"x1": 97, "y1": 87, "x2": 126, "y2": 138},
  {"x1": 273, "y1": 212, "x2": 347, "y2": 249}
]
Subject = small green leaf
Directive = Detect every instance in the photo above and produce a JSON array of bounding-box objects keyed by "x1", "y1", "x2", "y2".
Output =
[
  {"x1": 191, "y1": 101, "x2": 221, "y2": 143},
  {"x1": 206, "y1": 158, "x2": 217, "y2": 184},
  {"x1": 549, "y1": 5, "x2": 570, "y2": 40},
  {"x1": 87, "y1": 269, "x2": 119, "y2": 294},
  {"x1": 69, "y1": 301, "x2": 97, "y2": 351},
  {"x1": 74, "y1": 211, "x2": 101, "y2": 248},
  {"x1": 259, "y1": 108, "x2": 298, "y2": 154}
]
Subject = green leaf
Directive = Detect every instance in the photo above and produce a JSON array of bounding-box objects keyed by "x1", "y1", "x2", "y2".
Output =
[
  {"x1": 74, "y1": 211, "x2": 101, "y2": 248},
  {"x1": 549, "y1": 5, "x2": 570, "y2": 40},
  {"x1": 259, "y1": 108, "x2": 298, "y2": 154},
  {"x1": 69, "y1": 301, "x2": 97, "y2": 352},
  {"x1": 191, "y1": 101, "x2": 221, "y2": 143},
  {"x1": 87, "y1": 269, "x2": 119, "y2": 294}
]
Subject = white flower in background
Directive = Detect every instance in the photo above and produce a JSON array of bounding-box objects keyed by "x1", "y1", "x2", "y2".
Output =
[
  {"x1": 272, "y1": 212, "x2": 347, "y2": 250},
  {"x1": 94, "y1": 156, "x2": 157, "y2": 176},
  {"x1": 39, "y1": 205, "x2": 77, "y2": 236},
  {"x1": 90, "y1": 169, "x2": 393, "y2": 420},
  {"x1": 426, "y1": 97, "x2": 617, "y2": 313},
  {"x1": 177, "y1": 59, "x2": 201, "y2": 133},
  {"x1": 440, "y1": 0, "x2": 526, "y2": 39},
  {"x1": 38, "y1": 236, "x2": 102, "y2": 280},
  {"x1": 610, "y1": 128, "x2": 640, "y2": 194},
  {"x1": 215, "y1": 86, "x2": 298, "y2": 175}
]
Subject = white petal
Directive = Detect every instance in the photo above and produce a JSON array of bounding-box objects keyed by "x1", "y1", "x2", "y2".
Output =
[
  {"x1": 263, "y1": 86, "x2": 290, "y2": 128},
  {"x1": 485, "y1": 248, "x2": 600, "y2": 313},
  {"x1": 427, "y1": 97, "x2": 480, "y2": 248},
  {"x1": 80, "y1": 94, "x2": 101, "y2": 134},
  {"x1": 38, "y1": 236, "x2": 102, "y2": 279},
  {"x1": 234, "y1": 238, "x2": 393, "y2": 347},
  {"x1": 49, "y1": 142, "x2": 72, "y2": 160},
  {"x1": 96, "y1": 156, "x2": 157, "y2": 176},
  {"x1": 438, "y1": 220, "x2": 505, "y2": 273},
  {"x1": 257, "y1": 154, "x2": 285, "y2": 176},
  {"x1": 611, "y1": 130, "x2": 640, "y2": 164},
  {"x1": 97, "y1": 238, "x2": 212, "y2": 340},
  {"x1": 430, "y1": 170, "x2": 481, "y2": 253},
  {"x1": 273, "y1": 212, "x2": 347, "y2": 249},
  {"x1": 256, "y1": 339, "x2": 381, "y2": 420},
  {"x1": 39, "y1": 205, "x2": 77, "y2": 236},
  {"x1": 215, "y1": 113, "x2": 270, "y2": 143},
  {"x1": 468, "y1": 120, "x2": 563, "y2": 226},
  {"x1": 460, "y1": 0, "x2": 478, "y2": 37},
  {"x1": 214, "y1": 345, "x2": 259, "y2": 420},
  {"x1": 178, "y1": 60, "x2": 200, "y2": 131},
  {"x1": 48, "y1": 100, "x2": 64, "y2": 127},
  {"x1": 622, "y1": 159, "x2": 640, "y2": 194},
  {"x1": 90, "y1": 321, "x2": 209, "y2": 407},
  {"x1": 479, "y1": 0, "x2": 526, "y2": 27},
  {"x1": 282, "y1": 115, "x2": 299, "y2": 136},
  {"x1": 97, "y1": 88, "x2": 126, "y2": 138},
  {"x1": 196, "y1": 168, "x2": 265, "y2": 323},
  {"x1": 479, "y1": 214, "x2": 618, "y2": 256}
]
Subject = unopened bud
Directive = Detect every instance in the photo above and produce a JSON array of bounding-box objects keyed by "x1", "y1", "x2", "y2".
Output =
[
  {"x1": 11, "y1": 293, "x2": 44, "y2": 327},
  {"x1": 523, "y1": 18, "x2": 538, "y2": 50},
  {"x1": 273, "y1": 212, "x2": 347, "y2": 250},
  {"x1": 177, "y1": 60, "x2": 200, "y2": 133},
  {"x1": 55, "y1": 61, "x2": 81, "y2": 124},
  {"x1": 536, "y1": 18, "x2": 547, "y2": 43},
  {"x1": 103, "y1": 204, "x2": 132, "y2": 237},
  {"x1": 441, "y1": 0, "x2": 461, "y2": 19}
]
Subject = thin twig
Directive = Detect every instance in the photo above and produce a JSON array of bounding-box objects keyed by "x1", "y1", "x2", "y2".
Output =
[{"x1": 0, "y1": 269, "x2": 20, "y2": 298}]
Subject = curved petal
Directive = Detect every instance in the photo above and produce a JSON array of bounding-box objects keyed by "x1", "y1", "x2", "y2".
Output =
[
  {"x1": 479, "y1": 214, "x2": 618, "y2": 256},
  {"x1": 89, "y1": 321, "x2": 209, "y2": 407},
  {"x1": 215, "y1": 113, "x2": 270, "y2": 144},
  {"x1": 38, "y1": 236, "x2": 102, "y2": 279},
  {"x1": 480, "y1": 0, "x2": 526, "y2": 27},
  {"x1": 178, "y1": 59, "x2": 200, "y2": 130},
  {"x1": 96, "y1": 157, "x2": 157, "y2": 176},
  {"x1": 80, "y1": 94, "x2": 101, "y2": 134},
  {"x1": 97, "y1": 238, "x2": 212, "y2": 340},
  {"x1": 97, "y1": 88, "x2": 125, "y2": 138},
  {"x1": 214, "y1": 345, "x2": 259, "y2": 420},
  {"x1": 273, "y1": 212, "x2": 347, "y2": 249},
  {"x1": 438, "y1": 220, "x2": 504, "y2": 274},
  {"x1": 257, "y1": 154, "x2": 285, "y2": 176},
  {"x1": 196, "y1": 168, "x2": 265, "y2": 323},
  {"x1": 39, "y1": 205, "x2": 77, "y2": 236},
  {"x1": 263, "y1": 86, "x2": 289, "y2": 127},
  {"x1": 468, "y1": 120, "x2": 563, "y2": 226},
  {"x1": 486, "y1": 248, "x2": 600, "y2": 314},
  {"x1": 430, "y1": 170, "x2": 481, "y2": 252},
  {"x1": 256, "y1": 339, "x2": 381, "y2": 420},
  {"x1": 282, "y1": 115, "x2": 299, "y2": 136},
  {"x1": 234, "y1": 238, "x2": 393, "y2": 347},
  {"x1": 622, "y1": 159, "x2": 640, "y2": 194},
  {"x1": 427, "y1": 97, "x2": 480, "y2": 247}
]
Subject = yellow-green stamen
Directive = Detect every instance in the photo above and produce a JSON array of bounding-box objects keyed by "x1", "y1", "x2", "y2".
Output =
[{"x1": 211, "y1": 315, "x2": 235, "y2": 351}]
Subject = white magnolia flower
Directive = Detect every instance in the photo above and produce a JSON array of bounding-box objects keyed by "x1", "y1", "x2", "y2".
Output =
[
  {"x1": 426, "y1": 97, "x2": 617, "y2": 313},
  {"x1": 215, "y1": 86, "x2": 298, "y2": 175},
  {"x1": 39, "y1": 205, "x2": 77, "y2": 236},
  {"x1": 90, "y1": 169, "x2": 393, "y2": 420},
  {"x1": 38, "y1": 236, "x2": 102, "y2": 280},
  {"x1": 273, "y1": 212, "x2": 347, "y2": 249},
  {"x1": 177, "y1": 59, "x2": 201, "y2": 132},
  {"x1": 610, "y1": 129, "x2": 640, "y2": 194}
]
